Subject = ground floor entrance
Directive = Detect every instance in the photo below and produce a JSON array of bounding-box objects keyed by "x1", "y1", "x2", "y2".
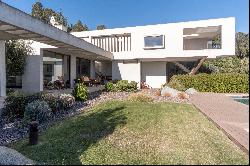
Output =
[{"x1": 112, "y1": 59, "x2": 202, "y2": 88}]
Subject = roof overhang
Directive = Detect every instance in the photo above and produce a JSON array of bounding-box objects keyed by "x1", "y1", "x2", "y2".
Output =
[{"x1": 0, "y1": 2, "x2": 113, "y2": 60}]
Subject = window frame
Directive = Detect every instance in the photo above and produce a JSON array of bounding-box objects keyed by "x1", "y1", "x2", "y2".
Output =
[{"x1": 143, "y1": 34, "x2": 165, "y2": 49}]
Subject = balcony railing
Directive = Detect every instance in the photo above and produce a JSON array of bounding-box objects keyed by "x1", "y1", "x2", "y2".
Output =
[{"x1": 91, "y1": 33, "x2": 131, "y2": 52}]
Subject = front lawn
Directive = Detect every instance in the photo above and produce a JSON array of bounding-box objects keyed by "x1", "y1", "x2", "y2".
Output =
[{"x1": 12, "y1": 101, "x2": 248, "y2": 165}]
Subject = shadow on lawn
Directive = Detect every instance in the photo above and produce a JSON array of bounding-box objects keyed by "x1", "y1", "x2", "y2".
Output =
[{"x1": 30, "y1": 104, "x2": 127, "y2": 165}]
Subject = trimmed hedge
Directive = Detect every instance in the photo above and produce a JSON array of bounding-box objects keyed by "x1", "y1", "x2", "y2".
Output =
[{"x1": 167, "y1": 73, "x2": 249, "y2": 93}]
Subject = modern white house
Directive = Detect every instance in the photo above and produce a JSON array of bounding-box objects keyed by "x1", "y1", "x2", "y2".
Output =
[
  {"x1": 0, "y1": 2, "x2": 235, "y2": 97},
  {"x1": 71, "y1": 17, "x2": 235, "y2": 88}
]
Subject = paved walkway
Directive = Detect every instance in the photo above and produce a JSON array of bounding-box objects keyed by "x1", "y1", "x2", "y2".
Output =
[
  {"x1": 190, "y1": 92, "x2": 249, "y2": 154},
  {"x1": 0, "y1": 146, "x2": 34, "y2": 165}
]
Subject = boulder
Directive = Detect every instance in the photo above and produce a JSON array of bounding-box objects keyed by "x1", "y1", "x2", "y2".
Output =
[
  {"x1": 161, "y1": 86, "x2": 180, "y2": 97},
  {"x1": 185, "y1": 88, "x2": 198, "y2": 95}
]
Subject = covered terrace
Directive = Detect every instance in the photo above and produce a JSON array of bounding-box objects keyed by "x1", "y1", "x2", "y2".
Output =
[{"x1": 0, "y1": 1, "x2": 113, "y2": 96}]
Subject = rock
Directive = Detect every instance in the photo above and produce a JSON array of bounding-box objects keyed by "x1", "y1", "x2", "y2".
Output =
[
  {"x1": 177, "y1": 92, "x2": 190, "y2": 99},
  {"x1": 161, "y1": 86, "x2": 180, "y2": 97},
  {"x1": 0, "y1": 146, "x2": 35, "y2": 165},
  {"x1": 185, "y1": 88, "x2": 198, "y2": 95}
]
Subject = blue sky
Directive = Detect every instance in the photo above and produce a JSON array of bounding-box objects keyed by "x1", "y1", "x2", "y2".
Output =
[{"x1": 2, "y1": 0, "x2": 249, "y2": 32}]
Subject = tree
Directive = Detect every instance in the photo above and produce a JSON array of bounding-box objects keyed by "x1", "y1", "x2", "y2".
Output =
[
  {"x1": 97, "y1": 24, "x2": 106, "y2": 30},
  {"x1": 31, "y1": 1, "x2": 44, "y2": 21},
  {"x1": 67, "y1": 23, "x2": 73, "y2": 33},
  {"x1": 212, "y1": 34, "x2": 221, "y2": 49},
  {"x1": 55, "y1": 11, "x2": 68, "y2": 27},
  {"x1": 6, "y1": 40, "x2": 33, "y2": 76},
  {"x1": 236, "y1": 32, "x2": 249, "y2": 59},
  {"x1": 71, "y1": 20, "x2": 89, "y2": 32},
  {"x1": 42, "y1": 8, "x2": 55, "y2": 23},
  {"x1": 31, "y1": 1, "x2": 68, "y2": 27}
]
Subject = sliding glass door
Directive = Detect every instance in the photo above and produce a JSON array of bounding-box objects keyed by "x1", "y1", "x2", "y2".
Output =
[{"x1": 76, "y1": 58, "x2": 90, "y2": 78}]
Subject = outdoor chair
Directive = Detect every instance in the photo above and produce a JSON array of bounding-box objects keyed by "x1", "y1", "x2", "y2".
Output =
[
  {"x1": 82, "y1": 76, "x2": 91, "y2": 86},
  {"x1": 92, "y1": 76, "x2": 101, "y2": 86},
  {"x1": 53, "y1": 76, "x2": 66, "y2": 89}
]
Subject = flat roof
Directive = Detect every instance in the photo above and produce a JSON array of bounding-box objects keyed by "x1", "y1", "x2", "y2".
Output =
[{"x1": 0, "y1": 2, "x2": 113, "y2": 60}]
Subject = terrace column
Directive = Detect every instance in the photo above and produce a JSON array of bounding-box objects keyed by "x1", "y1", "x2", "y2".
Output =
[
  {"x1": 63, "y1": 55, "x2": 69, "y2": 82},
  {"x1": 90, "y1": 60, "x2": 96, "y2": 78},
  {"x1": 22, "y1": 49, "x2": 43, "y2": 93},
  {"x1": 70, "y1": 55, "x2": 76, "y2": 88},
  {"x1": 0, "y1": 41, "x2": 6, "y2": 96}
]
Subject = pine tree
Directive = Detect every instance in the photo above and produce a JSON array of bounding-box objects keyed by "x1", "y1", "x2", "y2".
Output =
[
  {"x1": 97, "y1": 25, "x2": 106, "y2": 30},
  {"x1": 31, "y1": 2, "x2": 44, "y2": 21},
  {"x1": 71, "y1": 20, "x2": 89, "y2": 32}
]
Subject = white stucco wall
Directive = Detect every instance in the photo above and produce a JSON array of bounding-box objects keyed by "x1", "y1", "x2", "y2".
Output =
[
  {"x1": 0, "y1": 41, "x2": 6, "y2": 96},
  {"x1": 72, "y1": 17, "x2": 235, "y2": 60},
  {"x1": 112, "y1": 60, "x2": 141, "y2": 84},
  {"x1": 141, "y1": 62, "x2": 166, "y2": 88},
  {"x1": 22, "y1": 54, "x2": 43, "y2": 93}
]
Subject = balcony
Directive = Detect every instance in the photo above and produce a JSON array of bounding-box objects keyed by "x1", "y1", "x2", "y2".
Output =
[
  {"x1": 183, "y1": 26, "x2": 222, "y2": 50},
  {"x1": 91, "y1": 33, "x2": 131, "y2": 52}
]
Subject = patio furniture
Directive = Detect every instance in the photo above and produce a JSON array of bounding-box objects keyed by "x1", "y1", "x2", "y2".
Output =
[
  {"x1": 92, "y1": 76, "x2": 101, "y2": 86},
  {"x1": 81, "y1": 76, "x2": 91, "y2": 86},
  {"x1": 53, "y1": 76, "x2": 66, "y2": 89}
]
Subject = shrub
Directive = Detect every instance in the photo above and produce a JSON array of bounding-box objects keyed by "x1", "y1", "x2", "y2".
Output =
[
  {"x1": 3, "y1": 91, "x2": 76, "y2": 121},
  {"x1": 129, "y1": 81, "x2": 138, "y2": 92},
  {"x1": 203, "y1": 57, "x2": 249, "y2": 74},
  {"x1": 40, "y1": 93, "x2": 58, "y2": 112},
  {"x1": 164, "y1": 79, "x2": 186, "y2": 91},
  {"x1": 72, "y1": 83, "x2": 88, "y2": 101},
  {"x1": 115, "y1": 80, "x2": 129, "y2": 91},
  {"x1": 24, "y1": 100, "x2": 51, "y2": 124},
  {"x1": 59, "y1": 94, "x2": 75, "y2": 109},
  {"x1": 115, "y1": 80, "x2": 138, "y2": 92},
  {"x1": 128, "y1": 93, "x2": 153, "y2": 102},
  {"x1": 3, "y1": 92, "x2": 42, "y2": 121},
  {"x1": 6, "y1": 88, "x2": 15, "y2": 96},
  {"x1": 167, "y1": 73, "x2": 249, "y2": 93},
  {"x1": 105, "y1": 82, "x2": 114, "y2": 92}
]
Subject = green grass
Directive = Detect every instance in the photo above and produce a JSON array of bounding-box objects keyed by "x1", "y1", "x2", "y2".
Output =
[{"x1": 12, "y1": 101, "x2": 248, "y2": 165}]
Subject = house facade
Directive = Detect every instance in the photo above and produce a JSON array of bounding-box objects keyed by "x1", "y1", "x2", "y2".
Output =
[
  {"x1": 0, "y1": 2, "x2": 235, "y2": 96},
  {"x1": 72, "y1": 17, "x2": 235, "y2": 88}
]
